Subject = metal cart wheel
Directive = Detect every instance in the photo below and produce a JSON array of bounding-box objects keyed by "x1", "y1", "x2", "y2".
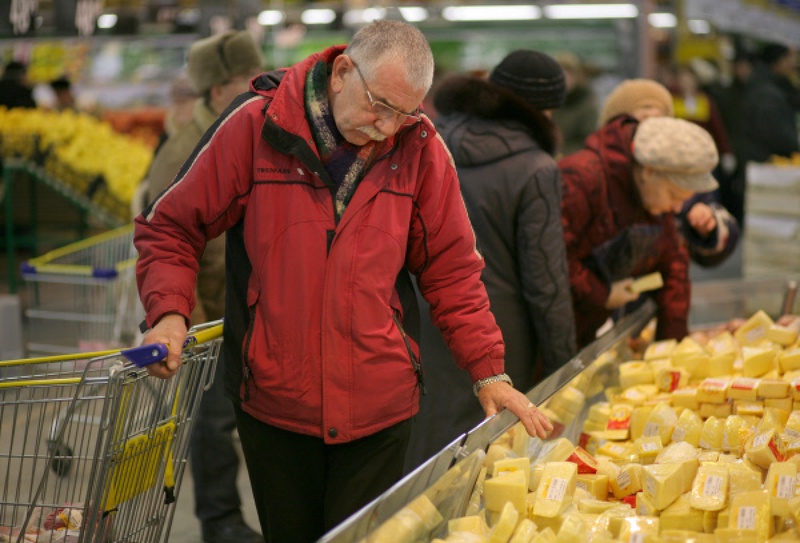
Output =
[{"x1": 49, "y1": 441, "x2": 73, "y2": 477}]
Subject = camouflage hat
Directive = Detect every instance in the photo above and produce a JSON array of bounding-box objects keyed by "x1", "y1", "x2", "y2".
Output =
[{"x1": 632, "y1": 117, "x2": 719, "y2": 192}]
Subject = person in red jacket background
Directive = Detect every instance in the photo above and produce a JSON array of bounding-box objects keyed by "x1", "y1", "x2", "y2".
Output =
[{"x1": 559, "y1": 116, "x2": 719, "y2": 347}]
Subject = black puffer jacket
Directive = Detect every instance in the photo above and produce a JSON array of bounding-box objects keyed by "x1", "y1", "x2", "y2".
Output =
[{"x1": 406, "y1": 76, "x2": 577, "y2": 470}]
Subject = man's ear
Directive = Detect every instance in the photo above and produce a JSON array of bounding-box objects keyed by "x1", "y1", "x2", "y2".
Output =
[{"x1": 330, "y1": 55, "x2": 349, "y2": 93}]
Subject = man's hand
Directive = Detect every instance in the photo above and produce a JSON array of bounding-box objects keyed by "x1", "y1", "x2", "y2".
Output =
[
  {"x1": 605, "y1": 278, "x2": 639, "y2": 310},
  {"x1": 141, "y1": 313, "x2": 188, "y2": 378},
  {"x1": 477, "y1": 381, "x2": 552, "y2": 439},
  {"x1": 686, "y1": 202, "x2": 717, "y2": 237}
]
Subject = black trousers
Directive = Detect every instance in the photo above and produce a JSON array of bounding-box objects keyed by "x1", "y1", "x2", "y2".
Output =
[{"x1": 234, "y1": 406, "x2": 411, "y2": 543}]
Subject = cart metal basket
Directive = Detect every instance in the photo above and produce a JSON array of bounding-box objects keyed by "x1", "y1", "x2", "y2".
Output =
[
  {"x1": 21, "y1": 224, "x2": 142, "y2": 356},
  {"x1": 0, "y1": 322, "x2": 223, "y2": 543}
]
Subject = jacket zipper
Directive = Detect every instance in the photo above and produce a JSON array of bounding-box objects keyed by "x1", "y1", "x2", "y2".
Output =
[
  {"x1": 242, "y1": 305, "x2": 257, "y2": 402},
  {"x1": 392, "y1": 312, "x2": 426, "y2": 395}
]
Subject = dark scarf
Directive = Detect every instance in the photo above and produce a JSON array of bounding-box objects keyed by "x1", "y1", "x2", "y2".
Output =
[{"x1": 305, "y1": 59, "x2": 377, "y2": 220}]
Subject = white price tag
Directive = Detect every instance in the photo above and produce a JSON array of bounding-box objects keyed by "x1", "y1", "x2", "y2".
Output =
[
  {"x1": 629, "y1": 533, "x2": 645, "y2": 543},
  {"x1": 753, "y1": 433, "x2": 769, "y2": 448},
  {"x1": 737, "y1": 506, "x2": 757, "y2": 530},
  {"x1": 576, "y1": 480, "x2": 588, "y2": 491},
  {"x1": 617, "y1": 470, "x2": 631, "y2": 490},
  {"x1": 777, "y1": 474, "x2": 796, "y2": 499},
  {"x1": 703, "y1": 475, "x2": 723, "y2": 497},
  {"x1": 546, "y1": 478, "x2": 567, "y2": 501},
  {"x1": 643, "y1": 422, "x2": 660, "y2": 437},
  {"x1": 641, "y1": 442, "x2": 659, "y2": 452},
  {"x1": 672, "y1": 427, "x2": 686, "y2": 442}
]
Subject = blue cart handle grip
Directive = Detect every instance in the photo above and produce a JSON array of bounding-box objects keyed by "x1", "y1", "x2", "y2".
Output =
[{"x1": 121, "y1": 344, "x2": 170, "y2": 367}]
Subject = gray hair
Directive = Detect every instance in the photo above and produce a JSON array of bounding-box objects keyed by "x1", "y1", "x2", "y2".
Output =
[{"x1": 344, "y1": 20, "x2": 434, "y2": 94}]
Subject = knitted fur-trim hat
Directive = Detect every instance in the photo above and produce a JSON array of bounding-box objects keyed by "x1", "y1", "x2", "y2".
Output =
[
  {"x1": 599, "y1": 78, "x2": 674, "y2": 126},
  {"x1": 187, "y1": 30, "x2": 263, "y2": 94}
]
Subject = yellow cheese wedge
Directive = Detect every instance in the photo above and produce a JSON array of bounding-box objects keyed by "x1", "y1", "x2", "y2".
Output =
[
  {"x1": 655, "y1": 367, "x2": 690, "y2": 392},
  {"x1": 728, "y1": 490, "x2": 772, "y2": 541},
  {"x1": 575, "y1": 473, "x2": 608, "y2": 501},
  {"x1": 713, "y1": 527, "x2": 759, "y2": 543},
  {"x1": 488, "y1": 501, "x2": 519, "y2": 543},
  {"x1": 734, "y1": 400, "x2": 764, "y2": 418},
  {"x1": 634, "y1": 435, "x2": 663, "y2": 465},
  {"x1": 365, "y1": 493, "x2": 443, "y2": 543},
  {"x1": 587, "y1": 402, "x2": 611, "y2": 426},
  {"x1": 699, "y1": 416, "x2": 725, "y2": 450},
  {"x1": 696, "y1": 378, "x2": 731, "y2": 404},
  {"x1": 609, "y1": 463, "x2": 643, "y2": 499},
  {"x1": 603, "y1": 403, "x2": 635, "y2": 441},
  {"x1": 484, "y1": 470, "x2": 528, "y2": 514},
  {"x1": 690, "y1": 463, "x2": 729, "y2": 511},
  {"x1": 671, "y1": 387, "x2": 699, "y2": 411},
  {"x1": 707, "y1": 331, "x2": 736, "y2": 354},
  {"x1": 533, "y1": 462, "x2": 577, "y2": 518},
  {"x1": 779, "y1": 348, "x2": 800, "y2": 373},
  {"x1": 628, "y1": 272, "x2": 663, "y2": 293},
  {"x1": 645, "y1": 339, "x2": 677, "y2": 361},
  {"x1": 641, "y1": 402, "x2": 677, "y2": 445},
  {"x1": 768, "y1": 323, "x2": 799, "y2": 346},
  {"x1": 510, "y1": 422, "x2": 532, "y2": 458},
  {"x1": 643, "y1": 462, "x2": 697, "y2": 510},
  {"x1": 484, "y1": 444, "x2": 515, "y2": 469},
  {"x1": 619, "y1": 361, "x2": 654, "y2": 389},
  {"x1": 741, "y1": 345, "x2": 777, "y2": 377},
  {"x1": 785, "y1": 410, "x2": 800, "y2": 439},
  {"x1": 577, "y1": 498, "x2": 620, "y2": 514},
  {"x1": 758, "y1": 379, "x2": 790, "y2": 399},
  {"x1": 734, "y1": 310, "x2": 774, "y2": 346},
  {"x1": 617, "y1": 516, "x2": 659, "y2": 543},
  {"x1": 658, "y1": 494, "x2": 705, "y2": 532},
  {"x1": 529, "y1": 464, "x2": 545, "y2": 492},
  {"x1": 596, "y1": 441, "x2": 635, "y2": 462},
  {"x1": 759, "y1": 407, "x2": 789, "y2": 432},
  {"x1": 707, "y1": 351, "x2": 736, "y2": 377},
  {"x1": 727, "y1": 463, "x2": 763, "y2": 497},
  {"x1": 507, "y1": 518, "x2": 537, "y2": 543},
  {"x1": 745, "y1": 429, "x2": 785, "y2": 469},
  {"x1": 671, "y1": 337, "x2": 711, "y2": 378},
  {"x1": 554, "y1": 512, "x2": 588, "y2": 543},
  {"x1": 533, "y1": 438, "x2": 575, "y2": 466},
  {"x1": 765, "y1": 396, "x2": 793, "y2": 413},
  {"x1": 699, "y1": 402, "x2": 733, "y2": 419},
  {"x1": 492, "y1": 457, "x2": 531, "y2": 484},
  {"x1": 765, "y1": 462, "x2": 797, "y2": 517},
  {"x1": 529, "y1": 527, "x2": 556, "y2": 543},
  {"x1": 727, "y1": 378, "x2": 761, "y2": 401},
  {"x1": 722, "y1": 415, "x2": 749, "y2": 454},
  {"x1": 448, "y1": 515, "x2": 490, "y2": 536},
  {"x1": 636, "y1": 490, "x2": 659, "y2": 517}
]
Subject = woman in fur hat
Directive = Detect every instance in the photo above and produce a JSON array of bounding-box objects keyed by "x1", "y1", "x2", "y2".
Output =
[{"x1": 406, "y1": 50, "x2": 577, "y2": 470}]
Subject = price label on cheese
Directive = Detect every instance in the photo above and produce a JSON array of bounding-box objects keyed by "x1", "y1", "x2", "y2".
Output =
[
  {"x1": 777, "y1": 474, "x2": 796, "y2": 499},
  {"x1": 617, "y1": 470, "x2": 631, "y2": 490},
  {"x1": 671, "y1": 427, "x2": 686, "y2": 442},
  {"x1": 753, "y1": 433, "x2": 769, "y2": 448},
  {"x1": 737, "y1": 506, "x2": 757, "y2": 530},
  {"x1": 745, "y1": 326, "x2": 766, "y2": 343},
  {"x1": 787, "y1": 428, "x2": 800, "y2": 439},
  {"x1": 576, "y1": 480, "x2": 588, "y2": 491},
  {"x1": 703, "y1": 475, "x2": 724, "y2": 497},
  {"x1": 629, "y1": 533, "x2": 645, "y2": 543},
  {"x1": 546, "y1": 477, "x2": 568, "y2": 501},
  {"x1": 643, "y1": 422, "x2": 660, "y2": 438},
  {"x1": 641, "y1": 442, "x2": 660, "y2": 452},
  {"x1": 731, "y1": 378, "x2": 759, "y2": 390},
  {"x1": 645, "y1": 476, "x2": 655, "y2": 496}
]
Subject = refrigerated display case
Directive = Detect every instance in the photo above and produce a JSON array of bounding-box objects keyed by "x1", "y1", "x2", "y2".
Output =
[{"x1": 322, "y1": 277, "x2": 800, "y2": 543}]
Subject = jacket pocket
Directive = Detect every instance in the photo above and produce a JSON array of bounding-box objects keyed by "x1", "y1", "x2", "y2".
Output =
[{"x1": 392, "y1": 312, "x2": 426, "y2": 395}]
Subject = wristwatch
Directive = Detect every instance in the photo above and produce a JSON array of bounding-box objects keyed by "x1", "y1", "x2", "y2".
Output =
[{"x1": 472, "y1": 373, "x2": 513, "y2": 396}]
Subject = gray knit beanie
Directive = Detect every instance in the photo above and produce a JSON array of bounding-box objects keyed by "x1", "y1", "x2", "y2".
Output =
[{"x1": 489, "y1": 49, "x2": 566, "y2": 110}]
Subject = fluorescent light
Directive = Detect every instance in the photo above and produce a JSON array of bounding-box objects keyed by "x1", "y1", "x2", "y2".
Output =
[
  {"x1": 442, "y1": 5, "x2": 541, "y2": 21},
  {"x1": 399, "y1": 6, "x2": 429, "y2": 22},
  {"x1": 544, "y1": 3, "x2": 638, "y2": 19},
  {"x1": 257, "y1": 10, "x2": 285, "y2": 26},
  {"x1": 343, "y1": 7, "x2": 387, "y2": 26},
  {"x1": 301, "y1": 8, "x2": 336, "y2": 25},
  {"x1": 688, "y1": 18, "x2": 711, "y2": 34},
  {"x1": 97, "y1": 13, "x2": 118, "y2": 29},
  {"x1": 648, "y1": 12, "x2": 677, "y2": 28}
]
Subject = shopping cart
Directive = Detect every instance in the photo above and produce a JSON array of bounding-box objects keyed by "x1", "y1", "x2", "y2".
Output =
[
  {"x1": 21, "y1": 224, "x2": 142, "y2": 356},
  {"x1": 0, "y1": 321, "x2": 223, "y2": 543}
]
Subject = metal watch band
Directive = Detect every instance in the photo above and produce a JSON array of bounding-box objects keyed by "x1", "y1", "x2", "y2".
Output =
[{"x1": 472, "y1": 373, "x2": 513, "y2": 396}]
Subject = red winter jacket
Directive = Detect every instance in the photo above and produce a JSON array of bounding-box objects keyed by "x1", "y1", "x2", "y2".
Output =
[
  {"x1": 134, "y1": 45, "x2": 505, "y2": 443},
  {"x1": 558, "y1": 116, "x2": 690, "y2": 347}
]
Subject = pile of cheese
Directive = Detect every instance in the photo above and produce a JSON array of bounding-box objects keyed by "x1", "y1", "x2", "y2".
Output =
[{"x1": 424, "y1": 310, "x2": 800, "y2": 542}]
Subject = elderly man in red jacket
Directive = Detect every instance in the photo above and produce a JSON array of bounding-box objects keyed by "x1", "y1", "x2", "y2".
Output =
[
  {"x1": 559, "y1": 115, "x2": 718, "y2": 347},
  {"x1": 134, "y1": 20, "x2": 551, "y2": 543}
]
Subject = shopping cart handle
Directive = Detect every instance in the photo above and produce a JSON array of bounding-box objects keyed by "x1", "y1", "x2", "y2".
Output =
[{"x1": 122, "y1": 344, "x2": 170, "y2": 367}]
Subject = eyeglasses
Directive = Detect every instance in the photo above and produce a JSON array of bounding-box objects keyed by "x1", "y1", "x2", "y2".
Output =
[{"x1": 350, "y1": 59, "x2": 421, "y2": 123}]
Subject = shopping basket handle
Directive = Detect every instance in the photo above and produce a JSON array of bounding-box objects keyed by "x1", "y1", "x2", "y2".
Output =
[{"x1": 122, "y1": 344, "x2": 170, "y2": 367}]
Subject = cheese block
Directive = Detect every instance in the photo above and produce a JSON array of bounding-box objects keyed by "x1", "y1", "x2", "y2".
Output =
[
  {"x1": 757, "y1": 379, "x2": 790, "y2": 399},
  {"x1": 587, "y1": 402, "x2": 611, "y2": 426},
  {"x1": 671, "y1": 387, "x2": 699, "y2": 410},
  {"x1": 707, "y1": 331, "x2": 737, "y2": 354},
  {"x1": 636, "y1": 491, "x2": 659, "y2": 517},
  {"x1": 533, "y1": 462, "x2": 577, "y2": 518},
  {"x1": 698, "y1": 450, "x2": 721, "y2": 463},
  {"x1": 484, "y1": 444, "x2": 515, "y2": 469},
  {"x1": 768, "y1": 323, "x2": 799, "y2": 346},
  {"x1": 779, "y1": 348, "x2": 800, "y2": 373},
  {"x1": 554, "y1": 512, "x2": 588, "y2": 543},
  {"x1": 634, "y1": 435, "x2": 663, "y2": 465},
  {"x1": 619, "y1": 361, "x2": 654, "y2": 389},
  {"x1": 565, "y1": 447, "x2": 598, "y2": 474},
  {"x1": 465, "y1": 466, "x2": 488, "y2": 516},
  {"x1": 699, "y1": 402, "x2": 733, "y2": 419},
  {"x1": 507, "y1": 519, "x2": 537, "y2": 543},
  {"x1": 722, "y1": 415, "x2": 749, "y2": 454},
  {"x1": 734, "y1": 310, "x2": 774, "y2": 346},
  {"x1": 643, "y1": 460, "x2": 698, "y2": 510},
  {"x1": 727, "y1": 463, "x2": 763, "y2": 497},
  {"x1": 671, "y1": 337, "x2": 711, "y2": 378},
  {"x1": 734, "y1": 400, "x2": 764, "y2": 418},
  {"x1": 765, "y1": 462, "x2": 797, "y2": 517},
  {"x1": 741, "y1": 345, "x2": 777, "y2": 377},
  {"x1": 696, "y1": 378, "x2": 731, "y2": 404},
  {"x1": 575, "y1": 473, "x2": 608, "y2": 501},
  {"x1": 699, "y1": 416, "x2": 725, "y2": 450},
  {"x1": 510, "y1": 422, "x2": 532, "y2": 458},
  {"x1": 448, "y1": 516, "x2": 490, "y2": 536},
  {"x1": 645, "y1": 339, "x2": 677, "y2": 361},
  {"x1": 745, "y1": 429, "x2": 785, "y2": 469},
  {"x1": 727, "y1": 378, "x2": 761, "y2": 401},
  {"x1": 533, "y1": 438, "x2": 575, "y2": 466},
  {"x1": 658, "y1": 494, "x2": 705, "y2": 532},
  {"x1": 641, "y1": 402, "x2": 677, "y2": 445},
  {"x1": 484, "y1": 469, "x2": 528, "y2": 514},
  {"x1": 690, "y1": 463, "x2": 729, "y2": 511},
  {"x1": 492, "y1": 457, "x2": 532, "y2": 484},
  {"x1": 609, "y1": 463, "x2": 643, "y2": 499},
  {"x1": 596, "y1": 505, "x2": 636, "y2": 538},
  {"x1": 707, "y1": 351, "x2": 736, "y2": 377},
  {"x1": 655, "y1": 367, "x2": 689, "y2": 392},
  {"x1": 577, "y1": 498, "x2": 620, "y2": 514},
  {"x1": 617, "y1": 516, "x2": 659, "y2": 543},
  {"x1": 765, "y1": 396, "x2": 793, "y2": 413},
  {"x1": 546, "y1": 386, "x2": 585, "y2": 420},
  {"x1": 596, "y1": 441, "x2": 636, "y2": 462},
  {"x1": 365, "y1": 493, "x2": 443, "y2": 543},
  {"x1": 529, "y1": 527, "x2": 556, "y2": 543},
  {"x1": 759, "y1": 407, "x2": 789, "y2": 432},
  {"x1": 488, "y1": 501, "x2": 519, "y2": 543},
  {"x1": 713, "y1": 527, "x2": 759, "y2": 543},
  {"x1": 628, "y1": 272, "x2": 663, "y2": 293},
  {"x1": 728, "y1": 490, "x2": 772, "y2": 541},
  {"x1": 529, "y1": 463, "x2": 545, "y2": 492},
  {"x1": 785, "y1": 410, "x2": 800, "y2": 438}
]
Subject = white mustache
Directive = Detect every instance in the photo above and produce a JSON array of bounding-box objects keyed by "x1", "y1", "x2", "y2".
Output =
[{"x1": 357, "y1": 126, "x2": 387, "y2": 141}]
